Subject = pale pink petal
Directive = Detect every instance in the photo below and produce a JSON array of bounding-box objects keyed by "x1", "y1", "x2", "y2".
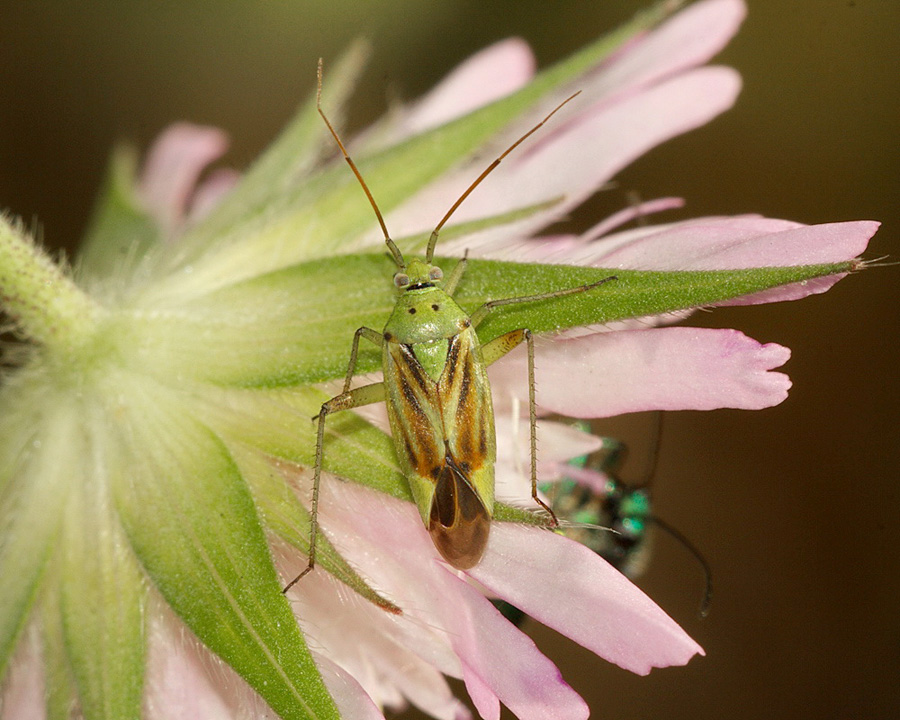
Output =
[
  {"x1": 493, "y1": 416, "x2": 604, "y2": 502},
  {"x1": 439, "y1": 67, "x2": 742, "y2": 256},
  {"x1": 285, "y1": 563, "x2": 468, "y2": 720},
  {"x1": 583, "y1": 196, "x2": 686, "y2": 240},
  {"x1": 401, "y1": 38, "x2": 536, "y2": 136},
  {"x1": 145, "y1": 612, "x2": 249, "y2": 720},
  {"x1": 580, "y1": 218, "x2": 876, "y2": 270},
  {"x1": 138, "y1": 122, "x2": 229, "y2": 239},
  {"x1": 0, "y1": 627, "x2": 43, "y2": 720},
  {"x1": 318, "y1": 480, "x2": 589, "y2": 720},
  {"x1": 470, "y1": 524, "x2": 704, "y2": 675},
  {"x1": 381, "y1": 60, "x2": 740, "y2": 251},
  {"x1": 313, "y1": 653, "x2": 387, "y2": 720},
  {"x1": 549, "y1": 463, "x2": 613, "y2": 495},
  {"x1": 491, "y1": 327, "x2": 791, "y2": 418},
  {"x1": 367, "y1": 1, "x2": 747, "y2": 249},
  {"x1": 187, "y1": 167, "x2": 241, "y2": 223},
  {"x1": 592, "y1": 0, "x2": 746, "y2": 99},
  {"x1": 437, "y1": 565, "x2": 589, "y2": 720}
]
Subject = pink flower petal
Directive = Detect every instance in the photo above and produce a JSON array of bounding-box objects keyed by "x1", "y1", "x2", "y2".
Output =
[
  {"x1": 584, "y1": 196, "x2": 686, "y2": 240},
  {"x1": 285, "y1": 565, "x2": 469, "y2": 720},
  {"x1": 435, "y1": 66, "x2": 742, "y2": 256},
  {"x1": 470, "y1": 524, "x2": 704, "y2": 675},
  {"x1": 0, "y1": 627, "x2": 43, "y2": 720},
  {"x1": 145, "y1": 611, "x2": 258, "y2": 720},
  {"x1": 401, "y1": 38, "x2": 536, "y2": 136},
  {"x1": 491, "y1": 328, "x2": 791, "y2": 417},
  {"x1": 137, "y1": 122, "x2": 229, "y2": 239},
  {"x1": 318, "y1": 480, "x2": 589, "y2": 719},
  {"x1": 493, "y1": 416, "x2": 604, "y2": 501},
  {"x1": 382, "y1": 59, "x2": 740, "y2": 251},
  {"x1": 594, "y1": 0, "x2": 746, "y2": 99},
  {"x1": 187, "y1": 167, "x2": 241, "y2": 223},
  {"x1": 313, "y1": 652, "x2": 388, "y2": 720},
  {"x1": 438, "y1": 565, "x2": 590, "y2": 720},
  {"x1": 583, "y1": 218, "x2": 877, "y2": 270}
]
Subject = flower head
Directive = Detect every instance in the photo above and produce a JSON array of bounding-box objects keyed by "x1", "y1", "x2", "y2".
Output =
[{"x1": 0, "y1": 1, "x2": 877, "y2": 718}]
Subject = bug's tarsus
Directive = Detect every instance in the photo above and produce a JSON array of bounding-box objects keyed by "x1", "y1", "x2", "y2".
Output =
[
  {"x1": 317, "y1": 59, "x2": 405, "y2": 268},
  {"x1": 283, "y1": 402, "x2": 330, "y2": 594},
  {"x1": 425, "y1": 91, "x2": 582, "y2": 263}
]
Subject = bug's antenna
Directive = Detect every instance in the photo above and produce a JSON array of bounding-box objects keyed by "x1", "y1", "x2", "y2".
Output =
[
  {"x1": 648, "y1": 515, "x2": 714, "y2": 618},
  {"x1": 425, "y1": 91, "x2": 582, "y2": 263},
  {"x1": 317, "y1": 59, "x2": 406, "y2": 268},
  {"x1": 635, "y1": 411, "x2": 664, "y2": 490}
]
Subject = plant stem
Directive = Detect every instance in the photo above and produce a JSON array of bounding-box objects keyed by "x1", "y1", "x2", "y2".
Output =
[{"x1": 0, "y1": 218, "x2": 102, "y2": 354}]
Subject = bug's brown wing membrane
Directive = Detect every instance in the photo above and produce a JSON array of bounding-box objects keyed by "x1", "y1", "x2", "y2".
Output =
[{"x1": 428, "y1": 458, "x2": 491, "y2": 569}]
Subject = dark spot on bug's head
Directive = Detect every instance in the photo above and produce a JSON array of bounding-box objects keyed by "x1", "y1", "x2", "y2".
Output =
[
  {"x1": 384, "y1": 331, "x2": 394, "y2": 341},
  {"x1": 432, "y1": 304, "x2": 439, "y2": 311},
  {"x1": 408, "y1": 307, "x2": 416, "y2": 314}
]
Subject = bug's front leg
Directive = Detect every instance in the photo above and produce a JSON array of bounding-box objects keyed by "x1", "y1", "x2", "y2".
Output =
[
  {"x1": 442, "y1": 251, "x2": 468, "y2": 296},
  {"x1": 481, "y1": 328, "x2": 558, "y2": 527},
  {"x1": 283, "y1": 328, "x2": 385, "y2": 594},
  {"x1": 342, "y1": 326, "x2": 384, "y2": 393}
]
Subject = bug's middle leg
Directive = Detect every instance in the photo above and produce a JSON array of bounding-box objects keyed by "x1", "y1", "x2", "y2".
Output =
[
  {"x1": 283, "y1": 381, "x2": 386, "y2": 593},
  {"x1": 283, "y1": 327, "x2": 384, "y2": 594},
  {"x1": 481, "y1": 329, "x2": 558, "y2": 527}
]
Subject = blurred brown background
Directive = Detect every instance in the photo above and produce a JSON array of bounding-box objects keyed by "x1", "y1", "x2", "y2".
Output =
[{"x1": 1, "y1": 1, "x2": 896, "y2": 718}]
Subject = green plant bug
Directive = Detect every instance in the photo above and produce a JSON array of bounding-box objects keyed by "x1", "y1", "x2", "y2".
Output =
[{"x1": 283, "y1": 61, "x2": 617, "y2": 593}]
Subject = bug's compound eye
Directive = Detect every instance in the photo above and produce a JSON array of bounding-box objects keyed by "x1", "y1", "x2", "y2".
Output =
[
  {"x1": 428, "y1": 267, "x2": 443, "y2": 282},
  {"x1": 393, "y1": 272, "x2": 410, "y2": 288}
]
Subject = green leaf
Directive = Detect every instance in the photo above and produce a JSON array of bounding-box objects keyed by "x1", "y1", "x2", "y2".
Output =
[
  {"x1": 108, "y1": 377, "x2": 339, "y2": 720},
  {"x1": 58, "y1": 458, "x2": 146, "y2": 720},
  {"x1": 123, "y1": 253, "x2": 854, "y2": 390}
]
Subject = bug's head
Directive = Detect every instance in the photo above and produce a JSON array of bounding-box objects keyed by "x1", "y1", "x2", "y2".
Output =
[{"x1": 393, "y1": 257, "x2": 443, "y2": 292}]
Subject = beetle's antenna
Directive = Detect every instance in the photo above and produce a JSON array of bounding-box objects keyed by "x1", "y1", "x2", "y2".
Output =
[
  {"x1": 648, "y1": 515, "x2": 714, "y2": 618},
  {"x1": 634, "y1": 411, "x2": 664, "y2": 490},
  {"x1": 317, "y1": 59, "x2": 405, "y2": 268},
  {"x1": 425, "y1": 91, "x2": 581, "y2": 263}
]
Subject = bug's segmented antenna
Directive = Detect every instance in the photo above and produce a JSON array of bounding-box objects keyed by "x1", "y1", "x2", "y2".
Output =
[
  {"x1": 425, "y1": 90, "x2": 582, "y2": 263},
  {"x1": 317, "y1": 59, "x2": 406, "y2": 269}
]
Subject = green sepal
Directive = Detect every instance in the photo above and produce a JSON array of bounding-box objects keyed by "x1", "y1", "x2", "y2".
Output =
[
  {"x1": 180, "y1": 41, "x2": 371, "y2": 263},
  {"x1": 77, "y1": 143, "x2": 160, "y2": 288},
  {"x1": 40, "y1": 584, "x2": 79, "y2": 720},
  {"x1": 0, "y1": 393, "x2": 75, "y2": 682},
  {"x1": 224, "y1": 437, "x2": 401, "y2": 614},
  {"x1": 452, "y1": 259, "x2": 856, "y2": 343},
  {"x1": 108, "y1": 379, "x2": 339, "y2": 720},
  {"x1": 139, "y1": 2, "x2": 679, "y2": 297},
  {"x1": 58, "y1": 456, "x2": 146, "y2": 720},
  {"x1": 126, "y1": 253, "x2": 855, "y2": 390}
]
